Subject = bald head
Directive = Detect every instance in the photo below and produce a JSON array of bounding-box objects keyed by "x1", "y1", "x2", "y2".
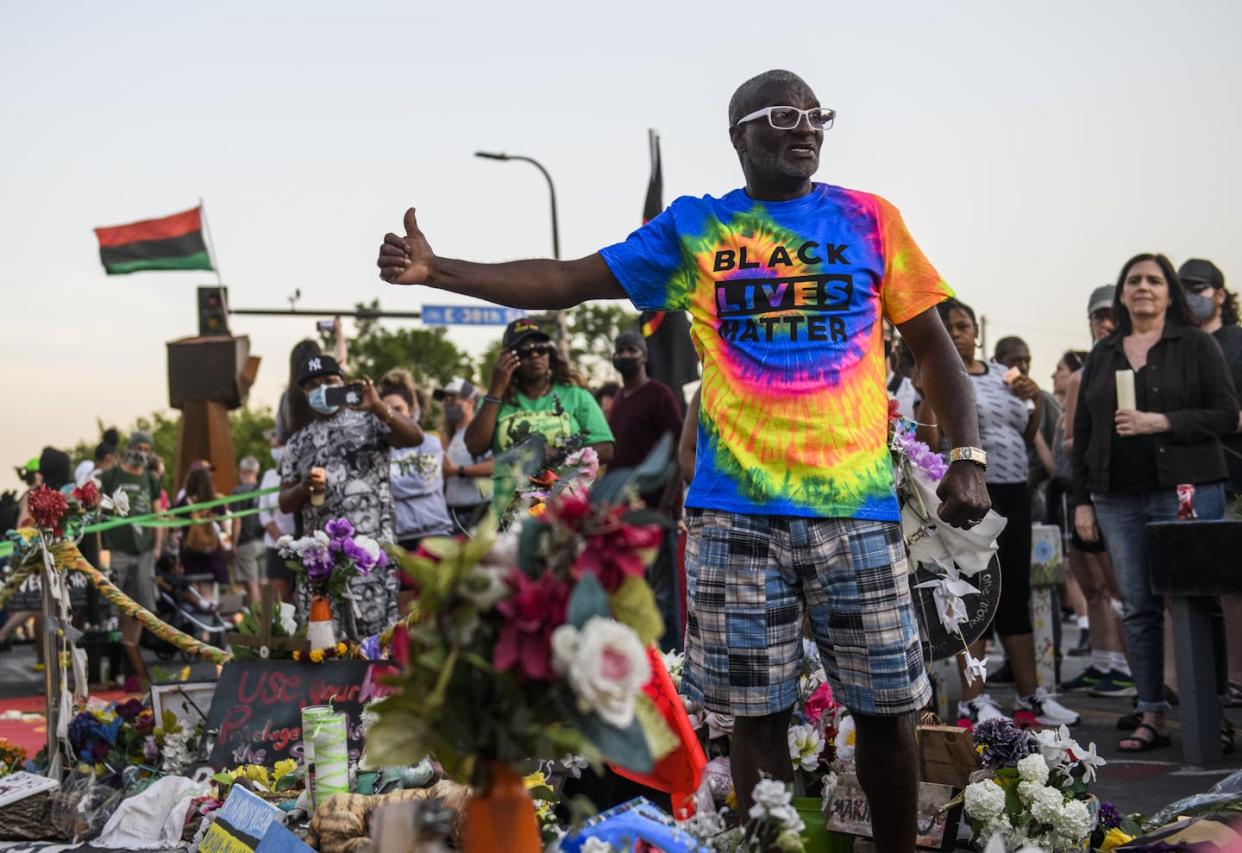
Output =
[{"x1": 728, "y1": 70, "x2": 815, "y2": 126}]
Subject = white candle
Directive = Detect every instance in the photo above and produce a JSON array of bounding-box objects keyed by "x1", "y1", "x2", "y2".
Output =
[{"x1": 1115, "y1": 370, "x2": 1136, "y2": 411}]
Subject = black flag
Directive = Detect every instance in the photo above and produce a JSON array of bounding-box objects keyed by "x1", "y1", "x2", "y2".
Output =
[{"x1": 638, "y1": 130, "x2": 699, "y2": 408}]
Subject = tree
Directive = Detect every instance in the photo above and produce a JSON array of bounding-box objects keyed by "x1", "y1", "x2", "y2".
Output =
[
  {"x1": 565, "y1": 303, "x2": 639, "y2": 384},
  {"x1": 334, "y1": 299, "x2": 476, "y2": 389}
]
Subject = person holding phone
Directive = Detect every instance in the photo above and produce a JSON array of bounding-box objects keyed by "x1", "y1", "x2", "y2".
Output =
[{"x1": 277, "y1": 353, "x2": 424, "y2": 638}]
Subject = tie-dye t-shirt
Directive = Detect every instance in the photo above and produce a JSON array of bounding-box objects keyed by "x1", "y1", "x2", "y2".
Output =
[{"x1": 599, "y1": 183, "x2": 952, "y2": 520}]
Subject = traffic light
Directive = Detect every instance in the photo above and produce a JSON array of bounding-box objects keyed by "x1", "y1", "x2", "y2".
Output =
[{"x1": 198, "y1": 286, "x2": 230, "y2": 337}]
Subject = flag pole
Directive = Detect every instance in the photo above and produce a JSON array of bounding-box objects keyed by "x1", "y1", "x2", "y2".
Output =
[{"x1": 199, "y1": 198, "x2": 230, "y2": 316}]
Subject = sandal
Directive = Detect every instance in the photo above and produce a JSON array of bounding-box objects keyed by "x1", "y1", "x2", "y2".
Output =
[
  {"x1": 1222, "y1": 719, "x2": 1236, "y2": 755},
  {"x1": 1119, "y1": 722, "x2": 1171, "y2": 752}
]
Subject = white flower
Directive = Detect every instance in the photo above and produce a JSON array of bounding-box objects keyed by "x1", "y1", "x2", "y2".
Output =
[
  {"x1": 354, "y1": 535, "x2": 382, "y2": 564},
  {"x1": 560, "y1": 753, "x2": 589, "y2": 779},
  {"x1": 1074, "y1": 740, "x2": 1106, "y2": 784},
  {"x1": 1017, "y1": 753, "x2": 1050, "y2": 785},
  {"x1": 834, "y1": 713, "x2": 857, "y2": 762},
  {"x1": 460, "y1": 563, "x2": 509, "y2": 610},
  {"x1": 581, "y1": 839, "x2": 616, "y2": 853},
  {"x1": 964, "y1": 779, "x2": 1007, "y2": 822},
  {"x1": 102, "y1": 489, "x2": 130, "y2": 517},
  {"x1": 661, "y1": 649, "x2": 684, "y2": 687},
  {"x1": 962, "y1": 650, "x2": 989, "y2": 686},
  {"x1": 550, "y1": 618, "x2": 650, "y2": 728},
  {"x1": 160, "y1": 729, "x2": 193, "y2": 774},
  {"x1": 788, "y1": 723, "x2": 826, "y2": 771},
  {"x1": 750, "y1": 778, "x2": 791, "y2": 811},
  {"x1": 682, "y1": 807, "x2": 726, "y2": 840},
  {"x1": 1051, "y1": 798, "x2": 1092, "y2": 842},
  {"x1": 277, "y1": 602, "x2": 297, "y2": 636},
  {"x1": 1033, "y1": 725, "x2": 1081, "y2": 770},
  {"x1": 766, "y1": 803, "x2": 805, "y2": 834},
  {"x1": 275, "y1": 535, "x2": 295, "y2": 555},
  {"x1": 484, "y1": 530, "x2": 519, "y2": 567},
  {"x1": 820, "y1": 770, "x2": 840, "y2": 813},
  {"x1": 1027, "y1": 784, "x2": 1066, "y2": 825}
]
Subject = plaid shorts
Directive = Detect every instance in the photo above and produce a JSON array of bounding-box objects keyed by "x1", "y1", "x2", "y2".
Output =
[{"x1": 681, "y1": 509, "x2": 930, "y2": 717}]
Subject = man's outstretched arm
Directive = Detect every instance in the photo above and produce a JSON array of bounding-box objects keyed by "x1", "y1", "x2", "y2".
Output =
[{"x1": 377, "y1": 208, "x2": 626, "y2": 308}]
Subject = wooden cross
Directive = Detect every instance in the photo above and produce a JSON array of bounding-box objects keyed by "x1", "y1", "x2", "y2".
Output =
[{"x1": 226, "y1": 583, "x2": 309, "y2": 659}]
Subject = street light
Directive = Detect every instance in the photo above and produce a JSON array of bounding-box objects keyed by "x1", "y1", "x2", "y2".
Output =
[{"x1": 475, "y1": 151, "x2": 566, "y2": 346}]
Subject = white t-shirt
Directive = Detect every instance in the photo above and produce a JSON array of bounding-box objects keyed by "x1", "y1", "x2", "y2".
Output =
[
  {"x1": 258, "y1": 467, "x2": 294, "y2": 548},
  {"x1": 444, "y1": 427, "x2": 492, "y2": 507}
]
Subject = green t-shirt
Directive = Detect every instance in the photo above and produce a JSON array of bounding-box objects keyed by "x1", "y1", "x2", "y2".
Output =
[
  {"x1": 98, "y1": 466, "x2": 161, "y2": 555},
  {"x1": 493, "y1": 384, "x2": 614, "y2": 455}
]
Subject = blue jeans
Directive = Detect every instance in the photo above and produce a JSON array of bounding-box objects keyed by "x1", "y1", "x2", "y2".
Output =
[{"x1": 1091, "y1": 483, "x2": 1227, "y2": 713}]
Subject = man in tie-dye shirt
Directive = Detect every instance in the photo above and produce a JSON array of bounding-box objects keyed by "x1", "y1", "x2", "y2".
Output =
[{"x1": 378, "y1": 70, "x2": 989, "y2": 851}]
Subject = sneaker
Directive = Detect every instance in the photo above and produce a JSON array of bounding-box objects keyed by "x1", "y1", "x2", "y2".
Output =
[
  {"x1": 957, "y1": 693, "x2": 1010, "y2": 730},
  {"x1": 1060, "y1": 666, "x2": 1108, "y2": 693},
  {"x1": 1015, "y1": 687, "x2": 1080, "y2": 727},
  {"x1": 1089, "y1": 670, "x2": 1138, "y2": 698}
]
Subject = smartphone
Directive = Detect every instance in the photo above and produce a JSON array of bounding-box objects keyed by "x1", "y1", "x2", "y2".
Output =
[
  {"x1": 317, "y1": 319, "x2": 335, "y2": 333},
  {"x1": 323, "y1": 383, "x2": 364, "y2": 408}
]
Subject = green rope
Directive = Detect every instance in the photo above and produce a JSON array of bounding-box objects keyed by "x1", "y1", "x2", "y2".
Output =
[{"x1": 0, "y1": 485, "x2": 282, "y2": 560}]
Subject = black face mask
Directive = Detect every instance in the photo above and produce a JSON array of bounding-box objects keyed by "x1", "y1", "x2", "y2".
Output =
[
  {"x1": 444, "y1": 403, "x2": 466, "y2": 425},
  {"x1": 613, "y1": 357, "x2": 642, "y2": 378}
]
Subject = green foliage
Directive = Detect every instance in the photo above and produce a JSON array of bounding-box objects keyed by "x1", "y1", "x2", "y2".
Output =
[
  {"x1": 229, "y1": 406, "x2": 277, "y2": 469},
  {"x1": 342, "y1": 299, "x2": 476, "y2": 388},
  {"x1": 565, "y1": 303, "x2": 639, "y2": 380}
]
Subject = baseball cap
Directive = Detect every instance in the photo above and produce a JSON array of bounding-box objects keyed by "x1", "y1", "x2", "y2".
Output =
[
  {"x1": 128, "y1": 430, "x2": 155, "y2": 449},
  {"x1": 614, "y1": 331, "x2": 648, "y2": 353},
  {"x1": 432, "y1": 377, "x2": 477, "y2": 401},
  {"x1": 1087, "y1": 285, "x2": 1115, "y2": 317},
  {"x1": 502, "y1": 319, "x2": 550, "y2": 350},
  {"x1": 297, "y1": 354, "x2": 343, "y2": 387},
  {"x1": 1179, "y1": 258, "x2": 1224, "y2": 289}
]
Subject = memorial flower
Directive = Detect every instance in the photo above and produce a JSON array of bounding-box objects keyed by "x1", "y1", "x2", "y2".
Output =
[
  {"x1": 787, "y1": 723, "x2": 825, "y2": 771},
  {"x1": 495, "y1": 570, "x2": 570, "y2": 682},
  {"x1": 27, "y1": 486, "x2": 68, "y2": 534},
  {"x1": 551, "y1": 617, "x2": 650, "y2": 727},
  {"x1": 278, "y1": 519, "x2": 381, "y2": 601}
]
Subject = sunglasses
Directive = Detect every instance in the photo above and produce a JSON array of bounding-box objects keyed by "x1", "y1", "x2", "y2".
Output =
[
  {"x1": 734, "y1": 105, "x2": 836, "y2": 131},
  {"x1": 516, "y1": 343, "x2": 554, "y2": 359}
]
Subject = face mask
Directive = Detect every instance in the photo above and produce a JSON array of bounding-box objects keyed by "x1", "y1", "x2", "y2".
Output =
[
  {"x1": 1186, "y1": 290, "x2": 1217, "y2": 323},
  {"x1": 444, "y1": 403, "x2": 466, "y2": 425},
  {"x1": 125, "y1": 449, "x2": 149, "y2": 468},
  {"x1": 613, "y1": 357, "x2": 641, "y2": 379},
  {"x1": 307, "y1": 386, "x2": 339, "y2": 416},
  {"x1": 270, "y1": 447, "x2": 284, "y2": 465}
]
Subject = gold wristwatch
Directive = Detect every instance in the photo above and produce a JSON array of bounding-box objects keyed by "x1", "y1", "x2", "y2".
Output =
[{"x1": 949, "y1": 447, "x2": 988, "y2": 468}]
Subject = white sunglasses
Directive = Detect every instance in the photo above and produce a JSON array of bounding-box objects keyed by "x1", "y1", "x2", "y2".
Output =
[{"x1": 734, "y1": 105, "x2": 836, "y2": 131}]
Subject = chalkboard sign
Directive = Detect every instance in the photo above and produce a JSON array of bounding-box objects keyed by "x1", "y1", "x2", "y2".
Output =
[
  {"x1": 911, "y1": 556, "x2": 1001, "y2": 662},
  {"x1": 206, "y1": 660, "x2": 396, "y2": 768}
]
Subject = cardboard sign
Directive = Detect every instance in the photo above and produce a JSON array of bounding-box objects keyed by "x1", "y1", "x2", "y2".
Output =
[
  {"x1": 206, "y1": 660, "x2": 396, "y2": 768},
  {"x1": 825, "y1": 772, "x2": 961, "y2": 851}
]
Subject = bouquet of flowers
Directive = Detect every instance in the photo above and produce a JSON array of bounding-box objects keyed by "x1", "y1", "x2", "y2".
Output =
[
  {"x1": 278, "y1": 518, "x2": 387, "y2": 602},
  {"x1": 0, "y1": 738, "x2": 27, "y2": 776},
  {"x1": 366, "y1": 439, "x2": 676, "y2": 784},
  {"x1": 495, "y1": 430, "x2": 600, "y2": 527},
  {"x1": 963, "y1": 719, "x2": 1105, "y2": 851}
]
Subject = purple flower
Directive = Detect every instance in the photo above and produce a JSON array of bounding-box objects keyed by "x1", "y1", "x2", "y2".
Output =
[
  {"x1": 142, "y1": 736, "x2": 160, "y2": 763},
  {"x1": 1098, "y1": 801, "x2": 1122, "y2": 829},
  {"x1": 115, "y1": 698, "x2": 144, "y2": 720},
  {"x1": 972, "y1": 718, "x2": 1037, "y2": 769},
  {"x1": 324, "y1": 517, "x2": 354, "y2": 540}
]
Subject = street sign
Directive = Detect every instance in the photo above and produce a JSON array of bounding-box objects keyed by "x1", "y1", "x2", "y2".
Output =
[{"x1": 422, "y1": 305, "x2": 526, "y2": 326}]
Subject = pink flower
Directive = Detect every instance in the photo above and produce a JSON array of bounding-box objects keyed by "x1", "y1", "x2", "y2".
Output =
[
  {"x1": 493, "y1": 571, "x2": 569, "y2": 682},
  {"x1": 804, "y1": 682, "x2": 836, "y2": 726}
]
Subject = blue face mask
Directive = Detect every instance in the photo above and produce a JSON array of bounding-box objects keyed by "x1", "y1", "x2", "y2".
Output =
[
  {"x1": 1186, "y1": 290, "x2": 1217, "y2": 324},
  {"x1": 307, "y1": 386, "x2": 339, "y2": 416}
]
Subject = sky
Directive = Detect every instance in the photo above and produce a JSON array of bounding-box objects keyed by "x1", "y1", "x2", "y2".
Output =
[{"x1": 3, "y1": 1, "x2": 1241, "y2": 493}]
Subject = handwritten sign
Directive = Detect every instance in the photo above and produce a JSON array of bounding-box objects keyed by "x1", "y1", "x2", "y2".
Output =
[
  {"x1": 825, "y1": 772, "x2": 960, "y2": 851},
  {"x1": 206, "y1": 660, "x2": 396, "y2": 768},
  {"x1": 913, "y1": 556, "x2": 1001, "y2": 661}
]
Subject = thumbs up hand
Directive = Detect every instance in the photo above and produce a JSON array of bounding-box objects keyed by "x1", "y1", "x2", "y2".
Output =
[{"x1": 377, "y1": 208, "x2": 435, "y2": 285}]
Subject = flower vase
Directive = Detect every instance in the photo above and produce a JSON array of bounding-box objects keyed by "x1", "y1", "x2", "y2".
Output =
[
  {"x1": 307, "y1": 596, "x2": 336, "y2": 651},
  {"x1": 793, "y1": 796, "x2": 853, "y2": 853},
  {"x1": 462, "y1": 762, "x2": 541, "y2": 853}
]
